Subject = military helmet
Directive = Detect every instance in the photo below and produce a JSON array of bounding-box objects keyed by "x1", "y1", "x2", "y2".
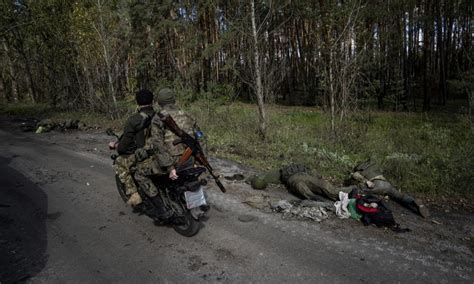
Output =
[
  {"x1": 157, "y1": 88, "x2": 176, "y2": 106},
  {"x1": 250, "y1": 175, "x2": 268, "y2": 190}
]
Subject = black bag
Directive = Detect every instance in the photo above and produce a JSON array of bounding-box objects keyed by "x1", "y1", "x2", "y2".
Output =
[
  {"x1": 355, "y1": 194, "x2": 396, "y2": 227},
  {"x1": 355, "y1": 194, "x2": 410, "y2": 233}
]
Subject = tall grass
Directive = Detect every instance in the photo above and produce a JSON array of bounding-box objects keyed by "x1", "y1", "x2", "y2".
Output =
[
  {"x1": 2, "y1": 100, "x2": 472, "y2": 197},
  {"x1": 186, "y1": 100, "x2": 474, "y2": 197}
]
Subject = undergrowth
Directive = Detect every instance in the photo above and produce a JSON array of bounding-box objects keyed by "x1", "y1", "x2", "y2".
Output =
[
  {"x1": 186, "y1": 101, "x2": 474, "y2": 198},
  {"x1": 1, "y1": 100, "x2": 472, "y2": 198}
]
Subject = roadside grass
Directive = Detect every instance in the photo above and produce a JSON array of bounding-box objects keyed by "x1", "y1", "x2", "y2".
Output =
[
  {"x1": 0, "y1": 102, "x2": 52, "y2": 117},
  {"x1": 186, "y1": 101, "x2": 474, "y2": 198},
  {"x1": 0, "y1": 102, "x2": 129, "y2": 130},
  {"x1": 1, "y1": 100, "x2": 472, "y2": 198}
]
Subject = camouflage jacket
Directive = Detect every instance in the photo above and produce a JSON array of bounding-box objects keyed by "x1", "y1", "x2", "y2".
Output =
[
  {"x1": 351, "y1": 161, "x2": 386, "y2": 183},
  {"x1": 159, "y1": 104, "x2": 203, "y2": 158},
  {"x1": 118, "y1": 106, "x2": 174, "y2": 169}
]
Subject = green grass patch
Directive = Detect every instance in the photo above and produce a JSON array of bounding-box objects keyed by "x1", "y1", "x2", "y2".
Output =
[
  {"x1": 0, "y1": 102, "x2": 52, "y2": 117},
  {"x1": 0, "y1": 102, "x2": 132, "y2": 130},
  {"x1": 185, "y1": 101, "x2": 474, "y2": 198},
  {"x1": 2, "y1": 100, "x2": 472, "y2": 198}
]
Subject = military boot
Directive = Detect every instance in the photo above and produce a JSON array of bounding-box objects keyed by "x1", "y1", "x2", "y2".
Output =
[
  {"x1": 127, "y1": 192, "x2": 142, "y2": 206},
  {"x1": 414, "y1": 199, "x2": 430, "y2": 218}
]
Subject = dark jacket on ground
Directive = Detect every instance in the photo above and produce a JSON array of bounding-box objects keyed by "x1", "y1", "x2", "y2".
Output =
[{"x1": 117, "y1": 106, "x2": 154, "y2": 155}]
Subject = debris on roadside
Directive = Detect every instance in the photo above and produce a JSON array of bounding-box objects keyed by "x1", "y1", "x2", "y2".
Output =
[
  {"x1": 271, "y1": 199, "x2": 329, "y2": 222},
  {"x1": 224, "y1": 173, "x2": 245, "y2": 181},
  {"x1": 247, "y1": 175, "x2": 268, "y2": 190},
  {"x1": 243, "y1": 195, "x2": 270, "y2": 210}
]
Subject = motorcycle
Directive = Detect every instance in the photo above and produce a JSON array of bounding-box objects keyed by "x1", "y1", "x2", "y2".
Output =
[
  {"x1": 106, "y1": 114, "x2": 226, "y2": 237},
  {"x1": 111, "y1": 153, "x2": 209, "y2": 237}
]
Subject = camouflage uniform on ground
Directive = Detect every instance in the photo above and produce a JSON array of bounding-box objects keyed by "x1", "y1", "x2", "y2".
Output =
[
  {"x1": 251, "y1": 162, "x2": 429, "y2": 217},
  {"x1": 349, "y1": 161, "x2": 430, "y2": 217},
  {"x1": 280, "y1": 165, "x2": 346, "y2": 201}
]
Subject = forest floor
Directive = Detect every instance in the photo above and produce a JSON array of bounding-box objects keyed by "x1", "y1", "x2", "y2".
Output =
[{"x1": 0, "y1": 115, "x2": 473, "y2": 283}]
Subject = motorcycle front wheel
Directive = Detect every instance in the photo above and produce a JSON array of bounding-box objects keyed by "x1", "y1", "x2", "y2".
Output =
[
  {"x1": 173, "y1": 212, "x2": 201, "y2": 237},
  {"x1": 115, "y1": 174, "x2": 128, "y2": 203}
]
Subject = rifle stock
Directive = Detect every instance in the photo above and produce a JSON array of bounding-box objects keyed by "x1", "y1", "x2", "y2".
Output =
[{"x1": 159, "y1": 112, "x2": 226, "y2": 193}]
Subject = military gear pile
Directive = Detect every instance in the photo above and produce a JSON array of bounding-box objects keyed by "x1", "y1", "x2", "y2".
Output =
[
  {"x1": 350, "y1": 160, "x2": 430, "y2": 218},
  {"x1": 272, "y1": 200, "x2": 329, "y2": 222},
  {"x1": 350, "y1": 191, "x2": 410, "y2": 233}
]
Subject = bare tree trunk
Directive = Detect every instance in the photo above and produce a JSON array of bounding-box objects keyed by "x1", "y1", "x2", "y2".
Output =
[
  {"x1": 0, "y1": 72, "x2": 5, "y2": 102},
  {"x1": 83, "y1": 65, "x2": 97, "y2": 112},
  {"x1": 23, "y1": 59, "x2": 36, "y2": 103},
  {"x1": 329, "y1": 50, "x2": 335, "y2": 135},
  {"x1": 2, "y1": 41, "x2": 19, "y2": 102},
  {"x1": 96, "y1": 0, "x2": 118, "y2": 116},
  {"x1": 251, "y1": 0, "x2": 267, "y2": 139},
  {"x1": 13, "y1": 33, "x2": 37, "y2": 103},
  {"x1": 468, "y1": 91, "x2": 474, "y2": 133}
]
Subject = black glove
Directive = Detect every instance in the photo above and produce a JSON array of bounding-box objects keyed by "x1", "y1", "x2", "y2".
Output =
[{"x1": 135, "y1": 148, "x2": 149, "y2": 162}]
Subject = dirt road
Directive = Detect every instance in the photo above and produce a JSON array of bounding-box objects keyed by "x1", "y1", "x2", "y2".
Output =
[{"x1": 0, "y1": 119, "x2": 472, "y2": 283}]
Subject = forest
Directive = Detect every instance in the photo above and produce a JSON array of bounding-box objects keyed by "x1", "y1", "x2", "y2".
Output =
[{"x1": 0, "y1": 0, "x2": 473, "y2": 196}]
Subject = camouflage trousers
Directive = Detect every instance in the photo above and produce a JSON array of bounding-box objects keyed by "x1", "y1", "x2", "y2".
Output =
[
  {"x1": 134, "y1": 156, "x2": 168, "y2": 198},
  {"x1": 114, "y1": 154, "x2": 138, "y2": 196},
  {"x1": 337, "y1": 181, "x2": 417, "y2": 206},
  {"x1": 286, "y1": 173, "x2": 344, "y2": 201}
]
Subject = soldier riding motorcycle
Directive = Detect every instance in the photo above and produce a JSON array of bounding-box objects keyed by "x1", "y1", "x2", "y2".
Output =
[{"x1": 107, "y1": 112, "x2": 225, "y2": 237}]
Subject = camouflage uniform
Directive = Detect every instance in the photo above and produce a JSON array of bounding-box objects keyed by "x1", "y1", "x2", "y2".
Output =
[
  {"x1": 161, "y1": 104, "x2": 203, "y2": 159},
  {"x1": 280, "y1": 165, "x2": 345, "y2": 201},
  {"x1": 115, "y1": 105, "x2": 173, "y2": 199},
  {"x1": 349, "y1": 161, "x2": 430, "y2": 217},
  {"x1": 156, "y1": 88, "x2": 205, "y2": 168},
  {"x1": 114, "y1": 154, "x2": 137, "y2": 195},
  {"x1": 134, "y1": 114, "x2": 175, "y2": 198}
]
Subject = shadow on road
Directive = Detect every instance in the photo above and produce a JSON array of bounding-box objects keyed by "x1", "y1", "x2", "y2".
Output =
[{"x1": 0, "y1": 155, "x2": 48, "y2": 282}]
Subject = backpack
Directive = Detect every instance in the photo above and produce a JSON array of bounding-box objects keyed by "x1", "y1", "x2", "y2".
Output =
[
  {"x1": 348, "y1": 188, "x2": 410, "y2": 233},
  {"x1": 355, "y1": 194, "x2": 397, "y2": 228}
]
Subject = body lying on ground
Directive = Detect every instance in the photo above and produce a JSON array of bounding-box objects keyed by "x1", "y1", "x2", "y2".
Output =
[{"x1": 249, "y1": 163, "x2": 429, "y2": 218}]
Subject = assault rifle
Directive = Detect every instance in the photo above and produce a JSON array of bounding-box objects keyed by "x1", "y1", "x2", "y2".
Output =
[{"x1": 158, "y1": 112, "x2": 226, "y2": 193}]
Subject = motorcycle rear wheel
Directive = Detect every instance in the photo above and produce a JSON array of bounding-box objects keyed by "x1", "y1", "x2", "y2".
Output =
[
  {"x1": 173, "y1": 212, "x2": 201, "y2": 237},
  {"x1": 115, "y1": 174, "x2": 128, "y2": 203}
]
